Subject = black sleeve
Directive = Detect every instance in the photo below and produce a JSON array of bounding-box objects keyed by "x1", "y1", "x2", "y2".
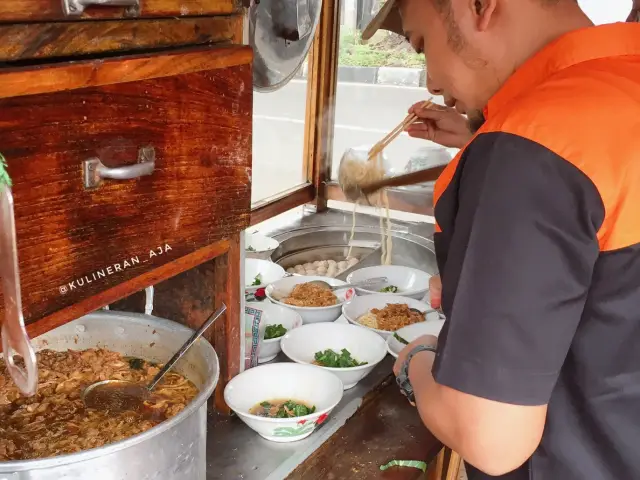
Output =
[{"x1": 432, "y1": 132, "x2": 604, "y2": 406}]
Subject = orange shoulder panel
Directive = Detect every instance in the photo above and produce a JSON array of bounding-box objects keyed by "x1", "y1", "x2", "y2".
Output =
[{"x1": 483, "y1": 57, "x2": 640, "y2": 252}]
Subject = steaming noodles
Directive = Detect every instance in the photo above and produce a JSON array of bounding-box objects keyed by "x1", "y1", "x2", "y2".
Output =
[{"x1": 339, "y1": 149, "x2": 393, "y2": 265}]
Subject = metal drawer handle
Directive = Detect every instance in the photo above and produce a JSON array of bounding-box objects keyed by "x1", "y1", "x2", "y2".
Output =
[
  {"x1": 62, "y1": 0, "x2": 140, "y2": 17},
  {"x1": 83, "y1": 146, "x2": 155, "y2": 189}
]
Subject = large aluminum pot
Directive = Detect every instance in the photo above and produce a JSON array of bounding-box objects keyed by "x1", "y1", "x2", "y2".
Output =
[{"x1": 0, "y1": 310, "x2": 219, "y2": 480}]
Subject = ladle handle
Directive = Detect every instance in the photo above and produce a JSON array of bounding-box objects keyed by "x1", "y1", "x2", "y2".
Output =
[
  {"x1": 0, "y1": 184, "x2": 38, "y2": 397},
  {"x1": 360, "y1": 165, "x2": 448, "y2": 196},
  {"x1": 346, "y1": 276, "x2": 388, "y2": 289},
  {"x1": 147, "y1": 303, "x2": 227, "y2": 391}
]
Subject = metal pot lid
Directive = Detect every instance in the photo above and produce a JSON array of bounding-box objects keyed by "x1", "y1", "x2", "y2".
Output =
[{"x1": 249, "y1": 0, "x2": 323, "y2": 92}]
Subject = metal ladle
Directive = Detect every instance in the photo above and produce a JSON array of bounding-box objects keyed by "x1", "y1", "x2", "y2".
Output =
[
  {"x1": 307, "y1": 276, "x2": 388, "y2": 291},
  {"x1": 270, "y1": 277, "x2": 388, "y2": 301},
  {"x1": 82, "y1": 303, "x2": 227, "y2": 412},
  {"x1": 410, "y1": 307, "x2": 446, "y2": 320},
  {"x1": 0, "y1": 182, "x2": 38, "y2": 397}
]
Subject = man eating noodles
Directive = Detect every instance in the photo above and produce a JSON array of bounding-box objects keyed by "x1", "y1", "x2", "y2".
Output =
[{"x1": 361, "y1": 0, "x2": 640, "y2": 479}]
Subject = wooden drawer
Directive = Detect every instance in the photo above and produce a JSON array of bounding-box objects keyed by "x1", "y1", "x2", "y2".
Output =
[
  {"x1": 0, "y1": 45, "x2": 253, "y2": 325},
  {"x1": 0, "y1": 17, "x2": 241, "y2": 63},
  {"x1": 0, "y1": 0, "x2": 238, "y2": 22}
]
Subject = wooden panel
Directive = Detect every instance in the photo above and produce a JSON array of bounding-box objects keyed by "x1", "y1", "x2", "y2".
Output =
[
  {"x1": 0, "y1": 17, "x2": 239, "y2": 62},
  {"x1": 287, "y1": 376, "x2": 442, "y2": 479},
  {"x1": 213, "y1": 233, "x2": 241, "y2": 414},
  {"x1": 250, "y1": 184, "x2": 315, "y2": 226},
  {"x1": 109, "y1": 234, "x2": 242, "y2": 414},
  {"x1": 0, "y1": 46, "x2": 253, "y2": 325},
  {"x1": 26, "y1": 240, "x2": 229, "y2": 339},
  {"x1": 0, "y1": 0, "x2": 237, "y2": 22},
  {"x1": 0, "y1": 44, "x2": 252, "y2": 99}
]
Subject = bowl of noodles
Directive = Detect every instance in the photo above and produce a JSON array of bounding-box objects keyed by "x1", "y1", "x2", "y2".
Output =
[
  {"x1": 265, "y1": 275, "x2": 355, "y2": 324},
  {"x1": 224, "y1": 363, "x2": 343, "y2": 443},
  {"x1": 342, "y1": 294, "x2": 437, "y2": 339}
]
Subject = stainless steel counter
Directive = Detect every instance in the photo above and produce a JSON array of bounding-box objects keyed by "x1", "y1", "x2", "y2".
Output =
[{"x1": 207, "y1": 207, "x2": 436, "y2": 479}]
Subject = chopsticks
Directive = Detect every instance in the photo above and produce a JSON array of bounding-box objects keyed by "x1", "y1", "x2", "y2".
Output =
[{"x1": 367, "y1": 99, "x2": 434, "y2": 161}]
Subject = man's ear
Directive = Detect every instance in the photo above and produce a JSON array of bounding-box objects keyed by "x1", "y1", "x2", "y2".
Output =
[{"x1": 468, "y1": 0, "x2": 498, "y2": 31}]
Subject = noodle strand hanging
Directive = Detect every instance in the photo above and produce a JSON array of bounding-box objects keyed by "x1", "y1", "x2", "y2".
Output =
[{"x1": 339, "y1": 147, "x2": 393, "y2": 266}]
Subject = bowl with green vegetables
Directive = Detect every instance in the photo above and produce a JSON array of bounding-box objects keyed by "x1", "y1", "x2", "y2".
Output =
[
  {"x1": 248, "y1": 301, "x2": 303, "y2": 363},
  {"x1": 346, "y1": 265, "x2": 431, "y2": 300},
  {"x1": 245, "y1": 258, "x2": 286, "y2": 293},
  {"x1": 281, "y1": 322, "x2": 387, "y2": 389},
  {"x1": 224, "y1": 362, "x2": 343, "y2": 443}
]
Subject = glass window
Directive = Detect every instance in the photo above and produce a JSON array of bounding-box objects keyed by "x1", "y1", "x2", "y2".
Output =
[
  {"x1": 331, "y1": 2, "x2": 453, "y2": 183},
  {"x1": 252, "y1": 57, "x2": 310, "y2": 207}
]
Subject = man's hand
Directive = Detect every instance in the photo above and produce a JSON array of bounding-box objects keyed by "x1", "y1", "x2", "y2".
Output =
[
  {"x1": 429, "y1": 275, "x2": 442, "y2": 309},
  {"x1": 393, "y1": 334, "x2": 438, "y2": 376},
  {"x1": 405, "y1": 103, "x2": 472, "y2": 149}
]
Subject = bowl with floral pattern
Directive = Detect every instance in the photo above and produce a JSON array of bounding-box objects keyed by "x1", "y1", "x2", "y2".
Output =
[{"x1": 224, "y1": 362, "x2": 343, "y2": 443}]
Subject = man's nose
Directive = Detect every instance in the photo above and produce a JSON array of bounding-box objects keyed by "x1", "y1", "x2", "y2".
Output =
[{"x1": 426, "y1": 74, "x2": 444, "y2": 95}]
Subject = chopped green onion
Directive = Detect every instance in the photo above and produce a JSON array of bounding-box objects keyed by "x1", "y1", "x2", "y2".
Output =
[
  {"x1": 379, "y1": 460, "x2": 427, "y2": 472},
  {"x1": 393, "y1": 332, "x2": 409, "y2": 345}
]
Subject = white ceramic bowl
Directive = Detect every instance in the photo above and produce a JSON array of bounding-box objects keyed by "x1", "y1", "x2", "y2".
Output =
[
  {"x1": 245, "y1": 301, "x2": 303, "y2": 363},
  {"x1": 342, "y1": 294, "x2": 438, "y2": 339},
  {"x1": 265, "y1": 276, "x2": 354, "y2": 324},
  {"x1": 281, "y1": 322, "x2": 387, "y2": 389},
  {"x1": 245, "y1": 258, "x2": 286, "y2": 293},
  {"x1": 386, "y1": 319, "x2": 446, "y2": 358},
  {"x1": 346, "y1": 265, "x2": 431, "y2": 300},
  {"x1": 224, "y1": 363, "x2": 344, "y2": 443},
  {"x1": 245, "y1": 232, "x2": 280, "y2": 260}
]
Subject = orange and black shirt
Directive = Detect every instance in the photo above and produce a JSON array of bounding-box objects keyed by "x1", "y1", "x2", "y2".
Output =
[{"x1": 431, "y1": 23, "x2": 640, "y2": 480}]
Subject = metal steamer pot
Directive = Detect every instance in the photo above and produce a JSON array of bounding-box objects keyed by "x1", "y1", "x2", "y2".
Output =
[{"x1": 0, "y1": 311, "x2": 220, "y2": 480}]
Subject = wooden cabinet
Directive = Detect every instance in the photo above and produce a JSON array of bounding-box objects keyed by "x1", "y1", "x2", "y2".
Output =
[
  {"x1": 0, "y1": 5, "x2": 249, "y2": 411},
  {"x1": 0, "y1": 46, "x2": 252, "y2": 325}
]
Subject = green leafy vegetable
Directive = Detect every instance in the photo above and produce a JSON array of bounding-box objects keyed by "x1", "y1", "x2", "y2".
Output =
[
  {"x1": 393, "y1": 333, "x2": 409, "y2": 345},
  {"x1": 379, "y1": 460, "x2": 427, "y2": 472},
  {"x1": 379, "y1": 285, "x2": 399, "y2": 293},
  {"x1": 0, "y1": 153, "x2": 11, "y2": 187},
  {"x1": 128, "y1": 357, "x2": 145, "y2": 370},
  {"x1": 275, "y1": 401, "x2": 315, "y2": 417},
  {"x1": 251, "y1": 273, "x2": 262, "y2": 286},
  {"x1": 264, "y1": 324, "x2": 287, "y2": 340},
  {"x1": 247, "y1": 245, "x2": 256, "y2": 252},
  {"x1": 252, "y1": 399, "x2": 316, "y2": 418},
  {"x1": 314, "y1": 348, "x2": 367, "y2": 368}
]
